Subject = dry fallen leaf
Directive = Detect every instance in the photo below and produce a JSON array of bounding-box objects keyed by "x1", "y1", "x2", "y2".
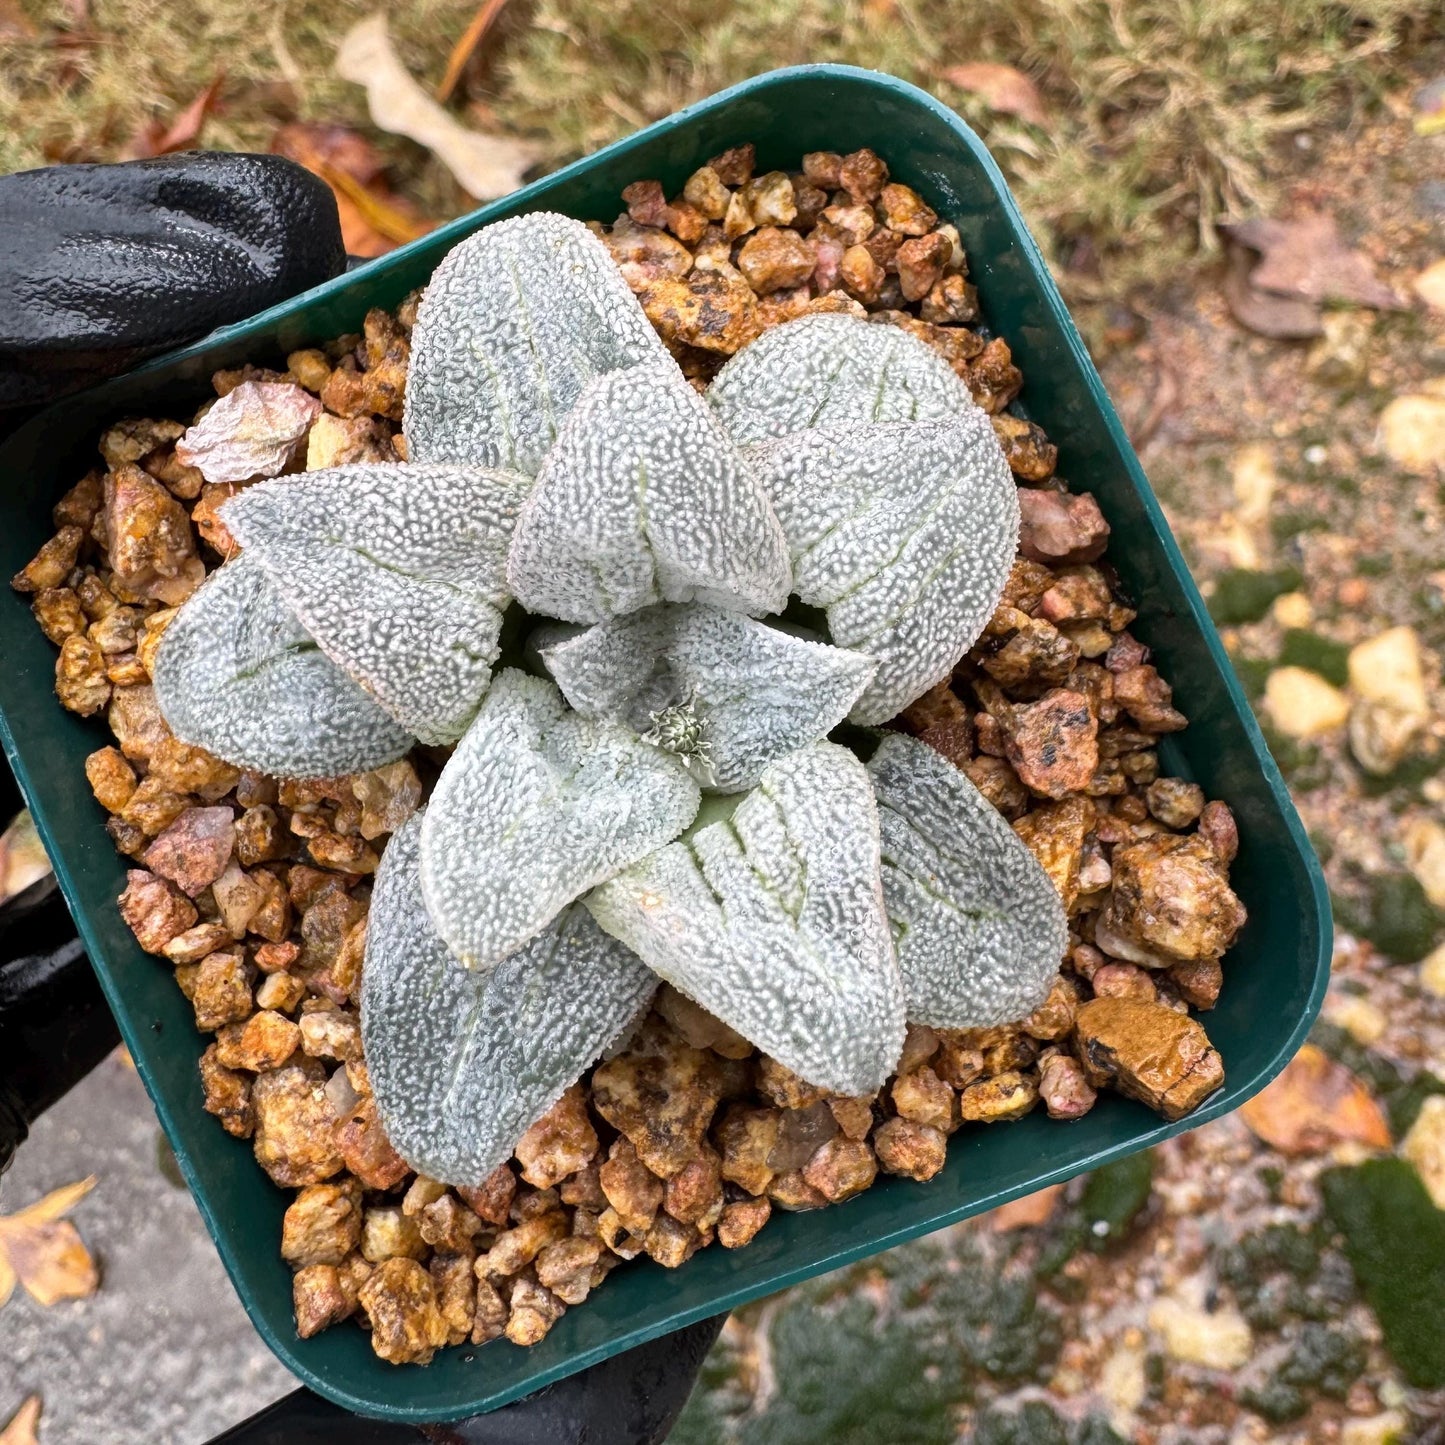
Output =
[
  {"x1": 0, "y1": 1176, "x2": 99, "y2": 1309},
  {"x1": 0, "y1": 812, "x2": 51, "y2": 908},
  {"x1": 176, "y1": 381, "x2": 322, "y2": 484},
  {"x1": 123, "y1": 72, "x2": 226, "y2": 161},
  {"x1": 437, "y1": 0, "x2": 511, "y2": 104},
  {"x1": 0, "y1": 1397, "x2": 40, "y2": 1445},
  {"x1": 1220, "y1": 212, "x2": 1405, "y2": 312},
  {"x1": 1220, "y1": 244, "x2": 1323, "y2": 340},
  {"x1": 942, "y1": 62, "x2": 1047, "y2": 127},
  {"x1": 271, "y1": 121, "x2": 433, "y2": 257},
  {"x1": 335, "y1": 13, "x2": 538, "y2": 202},
  {"x1": 1238, "y1": 1044, "x2": 1392, "y2": 1156},
  {"x1": 989, "y1": 1183, "x2": 1063, "y2": 1231}
]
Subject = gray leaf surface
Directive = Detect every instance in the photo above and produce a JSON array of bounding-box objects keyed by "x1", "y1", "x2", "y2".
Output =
[
  {"x1": 506, "y1": 360, "x2": 792, "y2": 624},
  {"x1": 868, "y1": 733, "x2": 1067, "y2": 1028},
  {"x1": 707, "y1": 313, "x2": 974, "y2": 445},
  {"x1": 586, "y1": 742, "x2": 906, "y2": 1095},
  {"x1": 419, "y1": 669, "x2": 700, "y2": 973},
  {"x1": 404, "y1": 211, "x2": 672, "y2": 474},
  {"x1": 222, "y1": 462, "x2": 532, "y2": 746},
  {"x1": 362, "y1": 814, "x2": 657, "y2": 1186},
  {"x1": 744, "y1": 417, "x2": 1018, "y2": 724},
  {"x1": 152, "y1": 553, "x2": 413, "y2": 778},
  {"x1": 535, "y1": 602, "x2": 877, "y2": 793}
]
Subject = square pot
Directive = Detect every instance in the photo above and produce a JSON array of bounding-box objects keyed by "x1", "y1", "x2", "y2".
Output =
[{"x1": 0, "y1": 63, "x2": 1330, "y2": 1421}]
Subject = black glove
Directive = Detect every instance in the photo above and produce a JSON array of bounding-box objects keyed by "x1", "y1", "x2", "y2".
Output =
[
  {"x1": 0, "y1": 151, "x2": 346, "y2": 413},
  {"x1": 0, "y1": 154, "x2": 720, "y2": 1442}
]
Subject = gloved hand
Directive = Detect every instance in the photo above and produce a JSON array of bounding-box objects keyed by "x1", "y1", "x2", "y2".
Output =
[
  {"x1": 0, "y1": 154, "x2": 720, "y2": 1443},
  {"x1": 0, "y1": 151, "x2": 346, "y2": 413}
]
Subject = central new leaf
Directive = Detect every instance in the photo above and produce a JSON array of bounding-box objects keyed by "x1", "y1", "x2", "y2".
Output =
[{"x1": 419, "y1": 669, "x2": 700, "y2": 973}]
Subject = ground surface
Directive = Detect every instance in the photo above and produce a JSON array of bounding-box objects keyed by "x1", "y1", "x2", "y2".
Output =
[{"x1": 4, "y1": 4, "x2": 1445, "y2": 1443}]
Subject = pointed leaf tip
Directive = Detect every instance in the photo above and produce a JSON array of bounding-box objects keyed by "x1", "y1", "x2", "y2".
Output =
[
  {"x1": 868, "y1": 732, "x2": 1066, "y2": 1028},
  {"x1": 222, "y1": 462, "x2": 531, "y2": 745},
  {"x1": 405, "y1": 211, "x2": 672, "y2": 474},
  {"x1": 152, "y1": 554, "x2": 413, "y2": 778},
  {"x1": 506, "y1": 359, "x2": 792, "y2": 625},
  {"x1": 363, "y1": 814, "x2": 656, "y2": 1186},
  {"x1": 419, "y1": 669, "x2": 699, "y2": 973},
  {"x1": 587, "y1": 741, "x2": 906, "y2": 1095}
]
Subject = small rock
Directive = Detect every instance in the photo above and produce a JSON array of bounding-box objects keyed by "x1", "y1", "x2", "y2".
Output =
[
  {"x1": 142, "y1": 806, "x2": 236, "y2": 897},
  {"x1": 1420, "y1": 941, "x2": 1445, "y2": 998},
  {"x1": 1415, "y1": 258, "x2": 1445, "y2": 312},
  {"x1": 1147, "y1": 1291, "x2": 1252, "y2": 1369},
  {"x1": 1264, "y1": 666, "x2": 1350, "y2": 738},
  {"x1": 1305, "y1": 310, "x2": 1372, "y2": 387},
  {"x1": 1018, "y1": 489, "x2": 1110, "y2": 565},
  {"x1": 871, "y1": 1117, "x2": 947, "y2": 1180},
  {"x1": 1271, "y1": 590, "x2": 1313, "y2": 629},
  {"x1": 1317, "y1": 991, "x2": 1385, "y2": 1046},
  {"x1": 1349, "y1": 626, "x2": 1429, "y2": 715},
  {"x1": 1341, "y1": 1413, "x2": 1409, "y2": 1445},
  {"x1": 1378, "y1": 392, "x2": 1445, "y2": 474},
  {"x1": 1401, "y1": 1095, "x2": 1445, "y2": 1210},
  {"x1": 1349, "y1": 699, "x2": 1424, "y2": 776},
  {"x1": 1405, "y1": 818, "x2": 1445, "y2": 909},
  {"x1": 1075, "y1": 997, "x2": 1225, "y2": 1120},
  {"x1": 1002, "y1": 688, "x2": 1099, "y2": 799},
  {"x1": 1230, "y1": 442, "x2": 1277, "y2": 524}
]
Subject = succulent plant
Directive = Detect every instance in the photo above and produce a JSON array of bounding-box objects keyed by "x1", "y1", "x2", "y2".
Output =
[{"x1": 151, "y1": 209, "x2": 1066, "y2": 1188}]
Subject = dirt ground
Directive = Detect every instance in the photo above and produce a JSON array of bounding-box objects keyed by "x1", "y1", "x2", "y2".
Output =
[{"x1": 3, "y1": 5, "x2": 1445, "y2": 1443}]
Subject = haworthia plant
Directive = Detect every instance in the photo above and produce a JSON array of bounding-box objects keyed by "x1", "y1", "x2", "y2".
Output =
[
  {"x1": 587, "y1": 742, "x2": 906, "y2": 1095},
  {"x1": 707, "y1": 313, "x2": 975, "y2": 446},
  {"x1": 419, "y1": 669, "x2": 700, "y2": 973},
  {"x1": 153, "y1": 553, "x2": 412, "y2": 778},
  {"x1": 222, "y1": 462, "x2": 533, "y2": 746},
  {"x1": 363, "y1": 814, "x2": 657, "y2": 1186},
  {"x1": 404, "y1": 211, "x2": 672, "y2": 475},
  {"x1": 868, "y1": 733, "x2": 1066, "y2": 1028},
  {"x1": 745, "y1": 417, "x2": 1019, "y2": 725},
  {"x1": 533, "y1": 602, "x2": 878, "y2": 792},
  {"x1": 506, "y1": 359, "x2": 792, "y2": 624}
]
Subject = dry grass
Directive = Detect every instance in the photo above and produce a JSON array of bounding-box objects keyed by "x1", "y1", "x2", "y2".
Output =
[{"x1": 1, "y1": 0, "x2": 1440, "y2": 291}]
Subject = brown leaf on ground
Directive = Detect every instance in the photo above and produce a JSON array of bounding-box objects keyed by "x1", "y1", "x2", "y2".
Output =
[
  {"x1": 437, "y1": 0, "x2": 511, "y2": 104},
  {"x1": 335, "y1": 13, "x2": 537, "y2": 202},
  {"x1": 123, "y1": 73, "x2": 226, "y2": 160},
  {"x1": 270, "y1": 122, "x2": 433, "y2": 258},
  {"x1": 1220, "y1": 245, "x2": 1324, "y2": 339},
  {"x1": 0, "y1": 1396, "x2": 41, "y2": 1445},
  {"x1": 0, "y1": 1176, "x2": 100, "y2": 1309},
  {"x1": 0, "y1": 0, "x2": 36, "y2": 39},
  {"x1": 1237, "y1": 1044, "x2": 1392, "y2": 1156},
  {"x1": 1220, "y1": 211, "x2": 1405, "y2": 311},
  {"x1": 988, "y1": 1184, "x2": 1064, "y2": 1231},
  {"x1": 941, "y1": 63, "x2": 1047, "y2": 126}
]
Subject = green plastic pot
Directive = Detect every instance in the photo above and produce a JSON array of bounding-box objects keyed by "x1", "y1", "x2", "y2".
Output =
[{"x1": 0, "y1": 64, "x2": 1329, "y2": 1422}]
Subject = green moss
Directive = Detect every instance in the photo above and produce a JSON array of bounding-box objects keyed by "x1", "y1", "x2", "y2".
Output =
[
  {"x1": 1228, "y1": 654, "x2": 1272, "y2": 702},
  {"x1": 1338, "y1": 872, "x2": 1444, "y2": 962},
  {"x1": 1277, "y1": 629, "x2": 1350, "y2": 687},
  {"x1": 1321, "y1": 1159, "x2": 1445, "y2": 1389},
  {"x1": 1208, "y1": 567, "x2": 1305, "y2": 626},
  {"x1": 1240, "y1": 1377, "x2": 1309, "y2": 1424},
  {"x1": 1270, "y1": 511, "x2": 1332, "y2": 546},
  {"x1": 972, "y1": 1402, "x2": 1070, "y2": 1445},
  {"x1": 1277, "y1": 1322, "x2": 1366, "y2": 1398},
  {"x1": 1079, "y1": 1151, "x2": 1156, "y2": 1246},
  {"x1": 1356, "y1": 553, "x2": 1394, "y2": 577}
]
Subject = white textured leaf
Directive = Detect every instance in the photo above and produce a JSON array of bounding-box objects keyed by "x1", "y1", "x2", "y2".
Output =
[
  {"x1": 535, "y1": 603, "x2": 876, "y2": 793},
  {"x1": 506, "y1": 360, "x2": 792, "y2": 624},
  {"x1": 868, "y1": 733, "x2": 1066, "y2": 1028},
  {"x1": 404, "y1": 211, "x2": 672, "y2": 473},
  {"x1": 222, "y1": 462, "x2": 531, "y2": 746},
  {"x1": 420, "y1": 669, "x2": 699, "y2": 972},
  {"x1": 744, "y1": 417, "x2": 1018, "y2": 724},
  {"x1": 175, "y1": 381, "x2": 322, "y2": 484},
  {"x1": 587, "y1": 742, "x2": 906, "y2": 1095},
  {"x1": 362, "y1": 814, "x2": 656, "y2": 1186},
  {"x1": 152, "y1": 553, "x2": 412, "y2": 778},
  {"x1": 707, "y1": 313, "x2": 973, "y2": 445}
]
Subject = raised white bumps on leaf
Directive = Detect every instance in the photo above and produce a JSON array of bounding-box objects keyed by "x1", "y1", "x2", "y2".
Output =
[
  {"x1": 868, "y1": 732, "x2": 1067, "y2": 1028},
  {"x1": 586, "y1": 741, "x2": 906, "y2": 1095},
  {"x1": 362, "y1": 814, "x2": 657, "y2": 1186},
  {"x1": 222, "y1": 462, "x2": 531, "y2": 745},
  {"x1": 506, "y1": 359, "x2": 793, "y2": 624},
  {"x1": 404, "y1": 211, "x2": 673, "y2": 474},
  {"x1": 152, "y1": 553, "x2": 412, "y2": 778},
  {"x1": 534, "y1": 602, "x2": 877, "y2": 792},
  {"x1": 707, "y1": 313, "x2": 975, "y2": 445},
  {"x1": 744, "y1": 416, "x2": 1019, "y2": 724},
  {"x1": 419, "y1": 669, "x2": 700, "y2": 973}
]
